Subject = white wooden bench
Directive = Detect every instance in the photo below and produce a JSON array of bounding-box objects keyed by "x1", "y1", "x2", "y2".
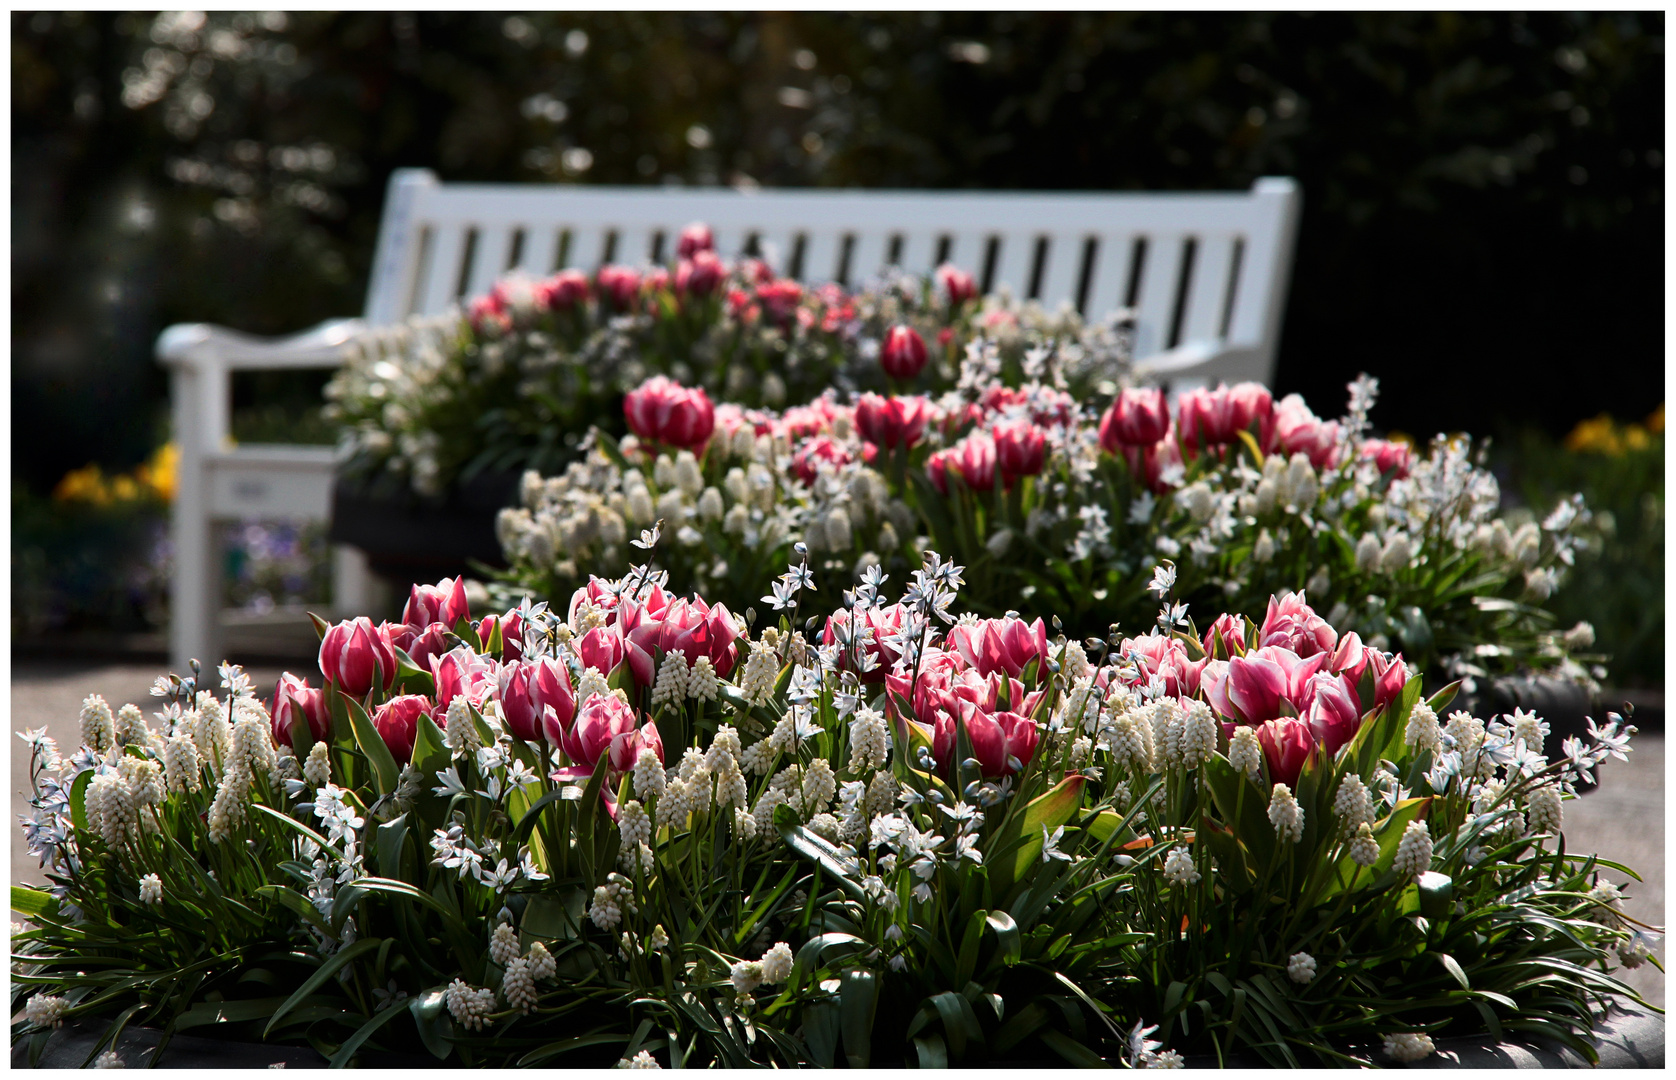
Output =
[{"x1": 158, "y1": 170, "x2": 1300, "y2": 670}]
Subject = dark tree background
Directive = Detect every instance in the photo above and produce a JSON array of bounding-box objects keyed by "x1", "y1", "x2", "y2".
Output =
[{"x1": 12, "y1": 11, "x2": 1665, "y2": 496}]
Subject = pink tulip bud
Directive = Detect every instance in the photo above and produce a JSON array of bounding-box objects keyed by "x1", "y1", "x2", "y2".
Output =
[
  {"x1": 576, "y1": 626, "x2": 628, "y2": 681},
  {"x1": 854, "y1": 393, "x2": 932, "y2": 451},
  {"x1": 1202, "y1": 613, "x2": 1250, "y2": 658},
  {"x1": 479, "y1": 610, "x2": 524, "y2": 662},
  {"x1": 431, "y1": 646, "x2": 497, "y2": 714},
  {"x1": 269, "y1": 672, "x2": 329, "y2": 749},
  {"x1": 1177, "y1": 385, "x2": 1240, "y2": 451},
  {"x1": 675, "y1": 251, "x2": 725, "y2": 298},
  {"x1": 1254, "y1": 716, "x2": 1315, "y2": 787},
  {"x1": 822, "y1": 603, "x2": 909, "y2": 684},
  {"x1": 1228, "y1": 382, "x2": 1276, "y2": 449},
  {"x1": 403, "y1": 577, "x2": 471, "y2": 631},
  {"x1": 537, "y1": 269, "x2": 590, "y2": 311},
  {"x1": 1359, "y1": 438, "x2": 1414, "y2": 479},
  {"x1": 319, "y1": 617, "x2": 398, "y2": 697},
  {"x1": 928, "y1": 432, "x2": 997, "y2": 495},
  {"x1": 757, "y1": 279, "x2": 803, "y2": 327},
  {"x1": 374, "y1": 694, "x2": 432, "y2": 764},
  {"x1": 1329, "y1": 631, "x2": 1367, "y2": 681},
  {"x1": 1098, "y1": 388, "x2": 1170, "y2": 451},
  {"x1": 880, "y1": 324, "x2": 929, "y2": 380},
  {"x1": 1305, "y1": 672, "x2": 1363, "y2": 758},
  {"x1": 402, "y1": 623, "x2": 451, "y2": 672},
  {"x1": 1369, "y1": 651, "x2": 1411, "y2": 714},
  {"x1": 676, "y1": 222, "x2": 715, "y2": 259},
  {"x1": 467, "y1": 293, "x2": 510, "y2": 337},
  {"x1": 623, "y1": 375, "x2": 716, "y2": 452},
  {"x1": 934, "y1": 701, "x2": 1039, "y2": 779},
  {"x1": 935, "y1": 262, "x2": 978, "y2": 306},
  {"x1": 1273, "y1": 394, "x2": 1342, "y2": 468},
  {"x1": 595, "y1": 265, "x2": 642, "y2": 310},
  {"x1": 497, "y1": 656, "x2": 575, "y2": 744},
  {"x1": 560, "y1": 692, "x2": 656, "y2": 778},
  {"x1": 1120, "y1": 632, "x2": 1207, "y2": 699},
  {"x1": 1258, "y1": 592, "x2": 1338, "y2": 658},
  {"x1": 1221, "y1": 646, "x2": 1328, "y2": 725},
  {"x1": 947, "y1": 617, "x2": 1050, "y2": 681},
  {"x1": 993, "y1": 419, "x2": 1047, "y2": 487}
]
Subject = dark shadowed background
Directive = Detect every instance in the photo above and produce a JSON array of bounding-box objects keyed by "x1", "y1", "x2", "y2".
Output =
[{"x1": 11, "y1": 12, "x2": 1665, "y2": 680}]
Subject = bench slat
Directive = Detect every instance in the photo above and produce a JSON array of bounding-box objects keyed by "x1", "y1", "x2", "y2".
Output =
[
  {"x1": 1132, "y1": 233, "x2": 1185, "y2": 361},
  {"x1": 1182, "y1": 234, "x2": 1236, "y2": 347}
]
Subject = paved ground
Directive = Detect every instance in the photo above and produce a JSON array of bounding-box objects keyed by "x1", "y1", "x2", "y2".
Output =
[{"x1": 9, "y1": 659, "x2": 1664, "y2": 1007}]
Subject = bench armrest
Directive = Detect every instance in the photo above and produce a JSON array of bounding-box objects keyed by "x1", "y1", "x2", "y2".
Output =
[{"x1": 156, "y1": 317, "x2": 367, "y2": 372}]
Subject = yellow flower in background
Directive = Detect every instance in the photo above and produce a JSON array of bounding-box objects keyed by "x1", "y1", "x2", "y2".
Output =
[
  {"x1": 51, "y1": 442, "x2": 178, "y2": 506},
  {"x1": 52, "y1": 464, "x2": 113, "y2": 506},
  {"x1": 1563, "y1": 407, "x2": 1663, "y2": 456},
  {"x1": 135, "y1": 442, "x2": 179, "y2": 503}
]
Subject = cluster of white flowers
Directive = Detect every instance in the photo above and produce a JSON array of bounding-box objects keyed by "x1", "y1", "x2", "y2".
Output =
[
  {"x1": 1162, "y1": 845, "x2": 1201, "y2": 887},
  {"x1": 1332, "y1": 773, "x2": 1375, "y2": 835},
  {"x1": 614, "y1": 1050, "x2": 662, "y2": 1069},
  {"x1": 729, "y1": 939, "x2": 794, "y2": 1007},
  {"x1": 1404, "y1": 701, "x2": 1441, "y2": 755},
  {"x1": 444, "y1": 978, "x2": 498, "y2": 1031},
  {"x1": 588, "y1": 873, "x2": 639, "y2": 930},
  {"x1": 80, "y1": 694, "x2": 116, "y2": 755},
  {"x1": 1267, "y1": 784, "x2": 1304, "y2": 845},
  {"x1": 1227, "y1": 726, "x2": 1263, "y2": 782},
  {"x1": 848, "y1": 707, "x2": 890, "y2": 772},
  {"x1": 1286, "y1": 951, "x2": 1317, "y2": 984},
  {"x1": 1391, "y1": 820, "x2": 1433, "y2": 881},
  {"x1": 24, "y1": 993, "x2": 69, "y2": 1029},
  {"x1": 1381, "y1": 1031, "x2": 1436, "y2": 1062}
]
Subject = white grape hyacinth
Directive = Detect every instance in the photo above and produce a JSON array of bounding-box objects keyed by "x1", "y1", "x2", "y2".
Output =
[
  {"x1": 444, "y1": 979, "x2": 496, "y2": 1031},
  {"x1": 1391, "y1": 820, "x2": 1433, "y2": 882},
  {"x1": 1268, "y1": 784, "x2": 1304, "y2": 844},
  {"x1": 1227, "y1": 726, "x2": 1263, "y2": 782},
  {"x1": 1162, "y1": 845, "x2": 1201, "y2": 887},
  {"x1": 1404, "y1": 701, "x2": 1441, "y2": 756},
  {"x1": 1348, "y1": 822, "x2": 1380, "y2": 867},
  {"x1": 25, "y1": 993, "x2": 69, "y2": 1029},
  {"x1": 138, "y1": 873, "x2": 163, "y2": 906},
  {"x1": 1382, "y1": 1032, "x2": 1436, "y2": 1062}
]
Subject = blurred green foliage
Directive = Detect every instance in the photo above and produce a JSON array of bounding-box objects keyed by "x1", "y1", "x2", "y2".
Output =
[{"x1": 1500, "y1": 411, "x2": 1664, "y2": 690}]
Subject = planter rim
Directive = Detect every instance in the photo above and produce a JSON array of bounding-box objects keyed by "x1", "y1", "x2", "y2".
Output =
[{"x1": 14, "y1": 999, "x2": 1661, "y2": 1069}]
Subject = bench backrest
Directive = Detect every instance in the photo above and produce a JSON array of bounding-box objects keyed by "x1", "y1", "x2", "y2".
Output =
[{"x1": 364, "y1": 169, "x2": 1300, "y2": 374}]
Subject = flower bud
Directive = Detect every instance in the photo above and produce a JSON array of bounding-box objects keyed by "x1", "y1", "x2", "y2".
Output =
[{"x1": 879, "y1": 325, "x2": 929, "y2": 380}]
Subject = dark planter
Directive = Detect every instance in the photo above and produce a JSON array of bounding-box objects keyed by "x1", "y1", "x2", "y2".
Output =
[
  {"x1": 16, "y1": 1001, "x2": 1661, "y2": 1069},
  {"x1": 328, "y1": 469, "x2": 519, "y2": 594}
]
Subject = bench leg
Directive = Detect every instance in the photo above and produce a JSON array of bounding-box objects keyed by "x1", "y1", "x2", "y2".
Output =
[{"x1": 170, "y1": 508, "x2": 223, "y2": 676}]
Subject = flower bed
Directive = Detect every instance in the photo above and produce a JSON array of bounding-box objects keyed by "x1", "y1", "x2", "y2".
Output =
[
  {"x1": 496, "y1": 371, "x2": 1594, "y2": 688},
  {"x1": 324, "y1": 227, "x2": 1130, "y2": 502},
  {"x1": 12, "y1": 556, "x2": 1658, "y2": 1067}
]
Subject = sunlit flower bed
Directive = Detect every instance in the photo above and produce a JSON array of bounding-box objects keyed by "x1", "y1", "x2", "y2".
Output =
[
  {"x1": 497, "y1": 370, "x2": 1596, "y2": 688},
  {"x1": 325, "y1": 225, "x2": 1131, "y2": 499},
  {"x1": 13, "y1": 558, "x2": 1656, "y2": 1067}
]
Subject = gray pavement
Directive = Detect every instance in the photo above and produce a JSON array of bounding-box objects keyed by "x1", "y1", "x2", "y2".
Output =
[{"x1": 8, "y1": 659, "x2": 1664, "y2": 1007}]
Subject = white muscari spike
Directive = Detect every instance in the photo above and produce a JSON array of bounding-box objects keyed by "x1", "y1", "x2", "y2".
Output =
[{"x1": 1268, "y1": 784, "x2": 1304, "y2": 845}]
